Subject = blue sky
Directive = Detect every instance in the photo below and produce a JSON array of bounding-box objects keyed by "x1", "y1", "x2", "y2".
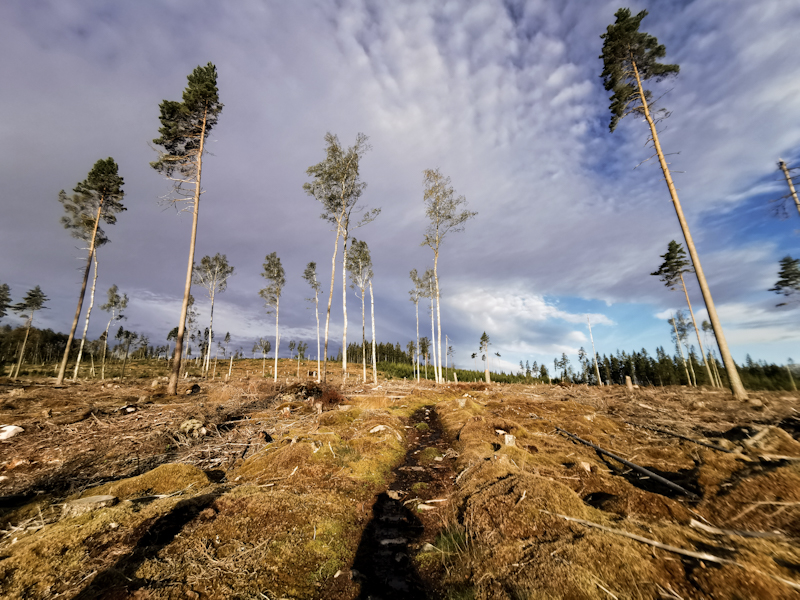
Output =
[{"x1": 1, "y1": 0, "x2": 799, "y2": 374}]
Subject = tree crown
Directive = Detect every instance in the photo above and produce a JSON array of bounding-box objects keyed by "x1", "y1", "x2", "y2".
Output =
[
  {"x1": 651, "y1": 240, "x2": 693, "y2": 290},
  {"x1": 302, "y1": 262, "x2": 322, "y2": 295},
  {"x1": 0, "y1": 283, "x2": 10, "y2": 322},
  {"x1": 422, "y1": 168, "x2": 476, "y2": 252},
  {"x1": 193, "y1": 253, "x2": 235, "y2": 294},
  {"x1": 101, "y1": 284, "x2": 128, "y2": 318},
  {"x1": 12, "y1": 286, "x2": 48, "y2": 315},
  {"x1": 770, "y1": 255, "x2": 800, "y2": 305},
  {"x1": 347, "y1": 239, "x2": 373, "y2": 292},
  {"x1": 259, "y1": 252, "x2": 285, "y2": 311},
  {"x1": 600, "y1": 8, "x2": 679, "y2": 132},
  {"x1": 59, "y1": 157, "x2": 126, "y2": 245}
]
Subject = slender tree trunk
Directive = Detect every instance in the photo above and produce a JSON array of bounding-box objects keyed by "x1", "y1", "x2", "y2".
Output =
[
  {"x1": 314, "y1": 292, "x2": 321, "y2": 383},
  {"x1": 228, "y1": 355, "x2": 233, "y2": 380},
  {"x1": 587, "y1": 317, "x2": 603, "y2": 386},
  {"x1": 204, "y1": 288, "x2": 216, "y2": 377},
  {"x1": 213, "y1": 346, "x2": 218, "y2": 380},
  {"x1": 429, "y1": 283, "x2": 437, "y2": 384},
  {"x1": 369, "y1": 280, "x2": 377, "y2": 384},
  {"x1": 679, "y1": 274, "x2": 715, "y2": 387},
  {"x1": 786, "y1": 365, "x2": 797, "y2": 391},
  {"x1": 11, "y1": 313, "x2": 33, "y2": 381},
  {"x1": 415, "y1": 301, "x2": 420, "y2": 382},
  {"x1": 433, "y1": 250, "x2": 443, "y2": 384},
  {"x1": 101, "y1": 318, "x2": 113, "y2": 380},
  {"x1": 167, "y1": 107, "x2": 207, "y2": 395},
  {"x1": 56, "y1": 198, "x2": 106, "y2": 385},
  {"x1": 322, "y1": 228, "x2": 341, "y2": 383},
  {"x1": 687, "y1": 352, "x2": 697, "y2": 386},
  {"x1": 73, "y1": 252, "x2": 99, "y2": 381},
  {"x1": 778, "y1": 160, "x2": 800, "y2": 218},
  {"x1": 342, "y1": 236, "x2": 350, "y2": 383},
  {"x1": 632, "y1": 58, "x2": 746, "y2": 400},
  {"x1": 121, "y1": 339, "x2": 131, "y2": 379},
  {"x1": 359, "y1": 287, "x2": 367, "y2": 383},
  {"x1": 274, "y1": 297, "x2": 280, "y2": 383},
  {"x1": 262, "y1": 352, "x2": 266, "y2": 377},
  {"x1": 671, "y1": 317, "x2": 691, "y2": 386}
]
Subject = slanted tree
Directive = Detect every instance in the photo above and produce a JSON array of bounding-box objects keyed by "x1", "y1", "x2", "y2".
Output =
[
  {"x1": 670, "y1": 314, "x2": 692, "y2": 386},
  {"x1": 11, "y1": 286, "x2": 48, "y2": 381},
  {"x1": 652, "y1": 240, "x2": 714, "y2": 386},
  {"x1": 100, "y1": 285, "x2": 128, "y2": 380},
  {"x1": 701, "y1": 320, "x2": 723, "y2": 387},
  {"x1": 770, "y1": 255, "x2": 800, "y2": 306},
  {"x1": 259, "y1": 252, "x2": 285, "y2": 383},
  {"x1": 600, "y1": 8, "x2": 745, "y2": 399},
  {"x1": 0, "y1": 283, "x2": 11, "y2": 323},
  {"x1": 422, "y1": 168, "x2": 476, "y2": 383},
  {"x1": 192, "y1": 253, "x2": 234, "y2": 377},
  {"x1": 56, "y1": 158, "x2": 125, "y2": 385},
  {"x1": 302, "y1": 262, "x2": 323, "y2": 382},
  {"x1": 776, "y1": 160, "x2": 800, "y2": 219},
  {"x1": 409, "y1": 269, "x2": 424, "y2": 382},
  {"x1": 303, "y1": 133, "x2": 378, "y2": 383},
  {"x1": 151, "y1": 63, "x2": 223, "y2": 395},
  {"x1": 347, "y1": 239, "x2": 373, "y2": 383},
  {"x1": 479, "y1": 332, "x2": 491, "y2": 384}
]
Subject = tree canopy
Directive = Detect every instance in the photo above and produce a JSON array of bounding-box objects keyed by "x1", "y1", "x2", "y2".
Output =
[
  {"x1": 651, "y1": 240, "x2": 693, "y2": 290},
  {"x1": 599, "y1": 8, "x2": 679, "y2": 132},
  {"x1": 770, "y1": 255, "x2": 800, "y2": 305},
  {"x1": 13, "y1": 286, "x2": 48, "y2": 316},
  {"x1": 259, "y1": 252, "x2": 286, "y2": 311},
  {"x1": 0, "y1": 283, "x2": 10, "y2": 322}
]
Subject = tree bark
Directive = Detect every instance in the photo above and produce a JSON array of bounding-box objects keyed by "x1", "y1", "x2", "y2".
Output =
[
  {"x1": 322, "y1": 228, "x2": 341, "y2": 383},
  {"x1": 203, "y1": 287, "x2": 216, "y2": 377},
  {"x1": 168, "y1": 106, "x2": 207, "y2": 395},
  {"x1": 679, "y1": 274, "x2": 715, "y2": 387},
  {"x1": 587, "y1": 317, "x2": 603, "y2": 386},
  {"x1": 274, "y1": 297, "x2": 280, "y2": 383},
  {"x1": 314, "y1": 290, "x2": 321, "y2": 383},
  {"x1": 631, "y1": 57, "x2": 746, "y2": 400},
  {"x1": 415, "y1": 300, "x2": 420, "y2": 382},
  {"x1": 429, "y1": 292, "x2": 437, "y2": 382},
  {"x1": 342, "y1": 237, "x2": 350, "y2": 384},
  {"x1": 73, "y1": 251, "x2": 99, "y2": 381},
  {"x1": 778, "y1": 160, "x2": 800, "y2": 218},
  {"x1": 369, "y1": 280, "x2": 377, "y2": 384},
  {"x1": 360, "y1": 286, "x2": 366, "y2": 383},
  {"x1": 56, "y1": 197, "x2": 105, "y2": 385},
  {"x1": 433, "y1": 251, "x2": 443, "y2": 384}
]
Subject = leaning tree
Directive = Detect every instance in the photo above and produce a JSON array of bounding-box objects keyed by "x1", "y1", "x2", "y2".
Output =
[
  {"x1": 151, "y1": 63, "x2": 223, "y2": 395},
  {"x1": 422, "y1": 168, "x2": 476, "y2": 384},
  {"x1": 99, "y1": 285, "x2": 128, "y2": 380},
  {"x1": 652, "y1": 240, "x2": 715, "y2": 386},
  {"x1": 11, "y1": 286, "x2": 49, "y2": 381},
  {"x1": 55, "y1": 158, "x2": 125, "y2": 385},
  {"x1": 770, "y1": 255, "x2": 800, "y2": 306},
  {"x1": 303, "y1": 132, "x2": 378, "y2": 383},
  {"x1": 192, "y1": 253, "x2": 234, "y2": 377},
  {"x1": 260, "y1": 252, "x2": 285, "y2": 383},
  {"x1": 600, "y1": 8, "x2": 746, "y2": 400}
]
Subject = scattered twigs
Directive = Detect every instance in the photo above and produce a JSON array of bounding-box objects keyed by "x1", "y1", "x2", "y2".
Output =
[
  {"x1": 541, "y1": 510, "x2": 800, "y2": 592},
  {"x1": 626, "y1": 422, "x2": 736, "y2": 454},
  {"x1": 554, "y1": 426, "x2": 699, "y2": 500},
  {"x1": 689, "y1": 518, "x2": 788, "y2": 541}
]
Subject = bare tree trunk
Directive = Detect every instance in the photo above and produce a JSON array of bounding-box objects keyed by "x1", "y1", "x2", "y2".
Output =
[
  {"x1": 11, "y1": 313, "x2": 33, "y2": 381},
  {"x1": 203, "y1": 288, "x2": 216, "y2": 377},
  {"x1": 778, "y1": 160, "x2": 800, "y2": 218},
  {"x1": 314, "y1": 291, "x2": 321, "y2": 383},
  {"x1": 671, "y1": 317, "x2": 692, "y2": 386},
  {"x1": 322, "y1": 228, "x2": 341, "y2": 382},
  {"x1": 342, "y1": 237, "x2": 350, "y2": 384},
  {"x1": 415, "y1": 301, "x2": 420, "y2": 383},
  {"x1": 359, "y1": 287, "x2": 366, "y2": 382},
  {"x1": 101, "y1": 318, "x2": 113, "y2": 380},
  {"x1": 228, "y1": 355, "x2": 233, "y2": 380},
  {"x1": 369, "y1": 280, "x2": 377, "y2": 384},
  {"x1": 73, "y1": 252, "x2": 99, "y2": 381},
  {"x1": 786, "y1": 365, "x2": 797, "y2": 391},
  {"x1": 632, "y1": 59, "x2": 746, "y2": 400},
  {"x1": 121, "y1": 339, "x2": 131, "y2": 380},
  {"x1": 679, "y1": 274, "x2": 715, "y2": 387},
  {"x1": 213, "y1": 346, "x2": 218, "y2": 380},
  {"x1": 56, "y1": 198, "x2": 105, "y2": 385},
  {"x1": 274, "y1": 297, "x2": 280, "y2": 383},
  {"x1": 433, "y1": 251, "x2": 442, "y2": 384},
  {"x1": 168, "y1": 108, "x2": 208, "y2": 395},
  {"x1": 687, "y1": 352, "x2": 697, "y2": 387},
  {"x1": 428, "y1": 281, "x2": 437, "y2": 384}
]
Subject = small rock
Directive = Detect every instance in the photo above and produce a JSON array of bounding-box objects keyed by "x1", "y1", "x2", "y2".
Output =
[
  {"x1": 0, "y1": 425, "x2": 24, "y2": 440},
  {"x1": 504, "y1": 434, "x2": 516, "y2": 447},
  {"x1": 580, "y1": 461, "x2": 592, "y2": 473},
  {"x1": 62, "y1": 495, "x2": 118, "y2": 519},
  {"x1": 457, "y1": 398, "x2": 466, "y2": 408},
  {"x1": 386, "y1": 490, "x2": 403, "y2": 500},
  {"x1": 109, "y1": 522, "x2": 119, "y2": 529}
]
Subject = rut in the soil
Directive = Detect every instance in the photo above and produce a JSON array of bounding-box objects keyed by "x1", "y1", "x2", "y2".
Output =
[{"x1": 351, "y1": 404, "x2": 456, "y2": 600}]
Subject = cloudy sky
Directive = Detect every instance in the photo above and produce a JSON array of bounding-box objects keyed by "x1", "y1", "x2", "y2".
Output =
[{"x1": 2, "y1": 0, "x2": 799, "y2": 374}]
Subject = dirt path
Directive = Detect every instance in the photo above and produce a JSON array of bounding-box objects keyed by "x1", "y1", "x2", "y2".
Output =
[{"x1": 348, "y1": 404, "x2": 456, "y2": 600}]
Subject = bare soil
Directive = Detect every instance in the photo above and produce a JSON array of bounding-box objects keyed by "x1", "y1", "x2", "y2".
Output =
[{"x1": 1, "y1": 364, "x2": 799, "y2": 599}]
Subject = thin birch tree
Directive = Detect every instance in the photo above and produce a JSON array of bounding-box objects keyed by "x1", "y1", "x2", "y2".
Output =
[
  {"x1": 151, "y1": 63, "x2": 223, "y2": 395},
  {"x1": 369, "y1": 279, "x2": 377, "y2": 384},
  {"x1": 409, "y1": 269, "x2": 424, "y2": 382},
  {"x1": 423, "y1": 268, "x2": 438, "y2": 383},
  {"x1": 302, "y1": 262, "x2": 323, "y2": 382},
  {"x1": 303, "y1": 133, "x2": 378, "y2": 383},
  {"x1": 422, "y1": 169, "x2": 476, "y2": 383},
  {"x1": 347, "y1": 239, "x2": 373, "y2": 383},
  {"x1": 259, "y1": 252, "x2": 285, "y2": 383},
  {"x1": 55, "y1": 158, "x2": 125, "y2": 385},
  {"x1": 670, "y1": 314, "x2": 692, "y2": 386},
  {"x1": 72, "y1": 252, "x2": 99, "y2": 381},
  {"x1": 652, "y1": 240, "x2": 715, "y2": 386},
  {"x1": 192, "y1": 253, "x2": 234, "y2": 377},
  {"x1": 100, "y1": 285, "x2": 127, "y2": 380},
  {"x1": 600, "y1": 8, "x2": 746, "y2": 399},
  {"x1": 11, "y1": 287, "x2": 48, "y2": 381}
]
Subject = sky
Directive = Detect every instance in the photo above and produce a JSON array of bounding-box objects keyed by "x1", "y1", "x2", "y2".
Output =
[{"x1": 1, "y1": 0, "x2": 799, "y2": 375}]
